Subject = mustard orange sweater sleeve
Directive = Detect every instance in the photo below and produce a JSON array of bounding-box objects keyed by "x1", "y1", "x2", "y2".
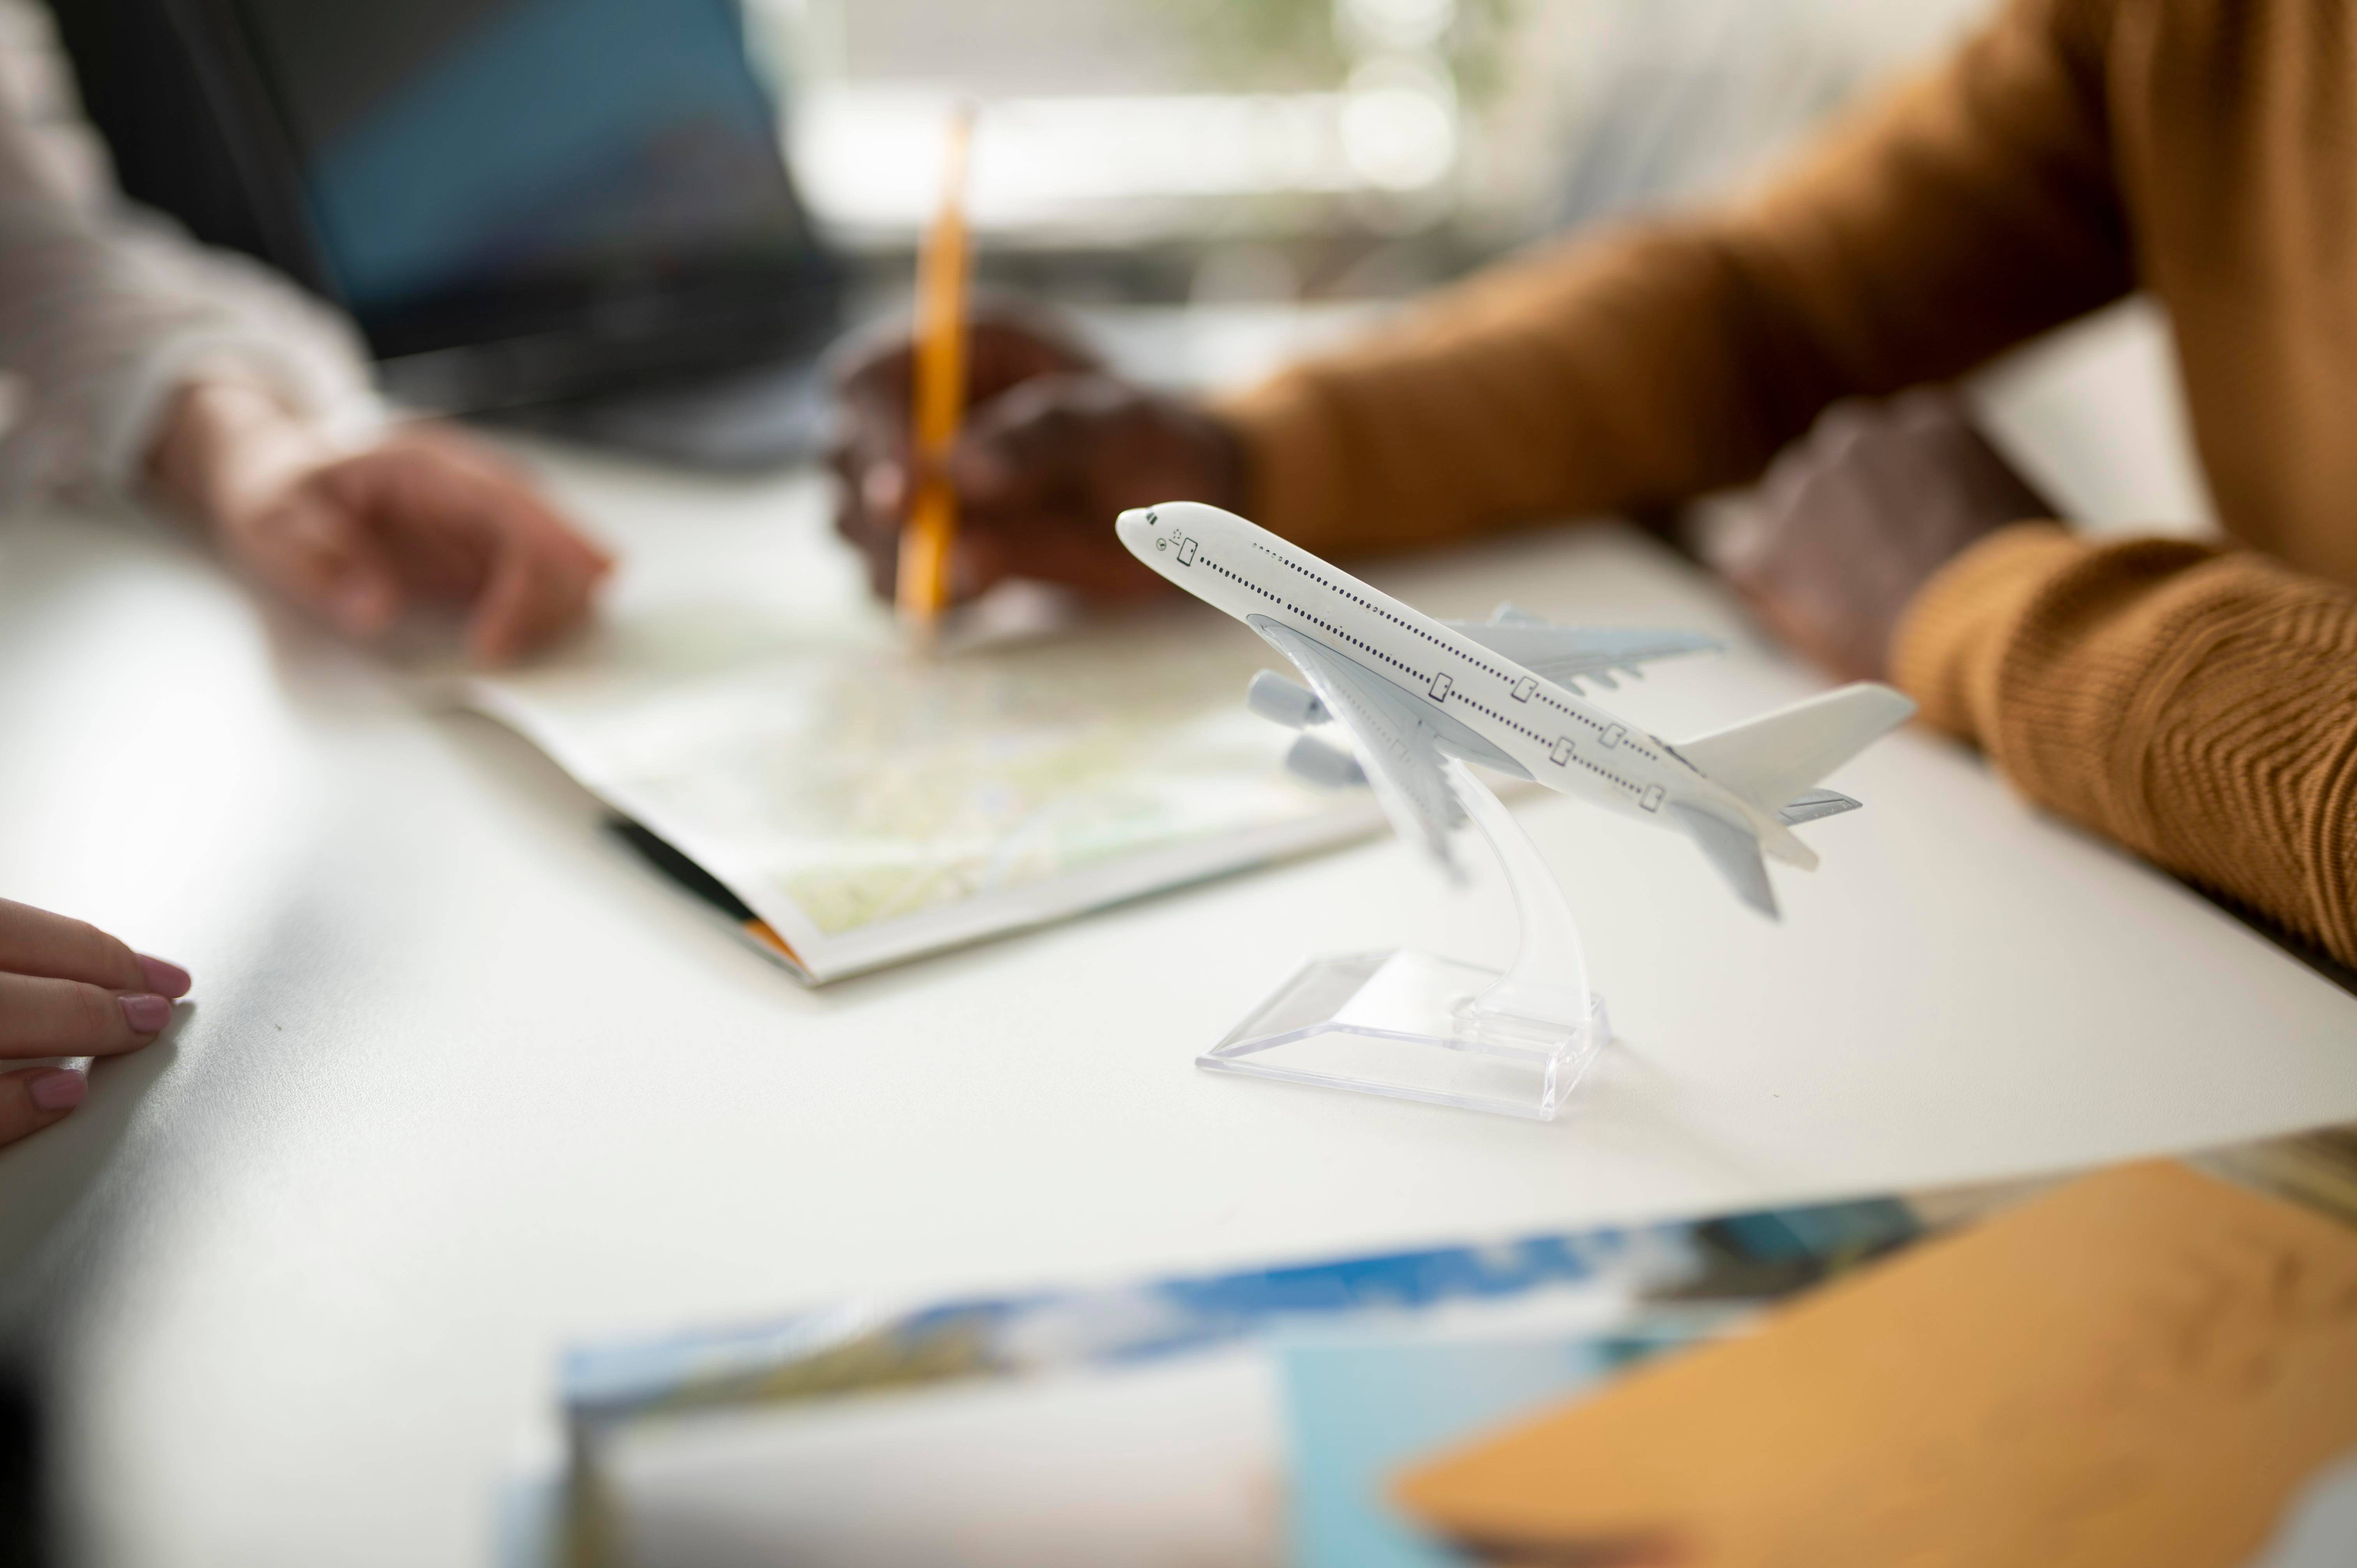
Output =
[
  {"x1": 1219, "y1": 0, "x2": 2357, "y2": 966},
  {"x1": 1218, "y1": 0, "x2": 2130, "y2": 555},
  {"x1": 1895, "y1": 528, "x2": 2357, "y2": 966}
]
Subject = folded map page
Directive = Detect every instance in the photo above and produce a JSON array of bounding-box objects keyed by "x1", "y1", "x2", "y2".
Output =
[{"x1": 466, "y1": 593, "x2": 1384, "y2": 980}]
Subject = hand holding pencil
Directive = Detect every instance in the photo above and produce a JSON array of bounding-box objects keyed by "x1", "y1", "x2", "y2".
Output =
[{"x1": 826, "y1": 118, "x2": 1247, "y2": 619}]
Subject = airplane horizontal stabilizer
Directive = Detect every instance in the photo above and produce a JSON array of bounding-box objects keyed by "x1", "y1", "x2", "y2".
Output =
[
  {"x1": 1676, "y1": 684, "x2": 1915, "y2": 816},
  {"x1": 1668, "y1": 803, "x2": 1776, "y2": 919},
  {"x1": 1777, "y1": 788, "x2": 1862, "y2": 825}
]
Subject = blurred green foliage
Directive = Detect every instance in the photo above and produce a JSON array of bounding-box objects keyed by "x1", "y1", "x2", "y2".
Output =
[
  {"x1": 1158, "y1": 0, "x2": 1522, "y2": 104},
  {"x1": 1162, "y1": 0, "x2": 1344, "y2": 89}
]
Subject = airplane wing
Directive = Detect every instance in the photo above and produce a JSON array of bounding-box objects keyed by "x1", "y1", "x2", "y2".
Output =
[
  {"x1": 1440, "y1": 609, "x2": 1722, "y2": 690},
  {"x1": 1251, "y1": 620, "x2": 1471, "y2": 875}
]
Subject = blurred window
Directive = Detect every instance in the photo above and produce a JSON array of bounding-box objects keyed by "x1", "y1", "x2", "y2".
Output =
[{"x1": 769, "y1": 0, "x2": 1990, "y2": 269}]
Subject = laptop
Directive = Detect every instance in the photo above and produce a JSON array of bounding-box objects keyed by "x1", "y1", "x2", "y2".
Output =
[{"x1": 53, "y1": 0, "x2": 845, "y2": 468}]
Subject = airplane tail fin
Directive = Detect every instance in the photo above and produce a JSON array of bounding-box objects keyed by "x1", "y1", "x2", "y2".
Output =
[
  {"x1": 1675, "y1": 683, "x2": 1915, "y2": 817},
  {"x1": 1667, "y1": 683, "x2": 1913, "y2": 918},
  {"x1": 1668, "y1": 803, "x2": 1778, "y2": 918}
]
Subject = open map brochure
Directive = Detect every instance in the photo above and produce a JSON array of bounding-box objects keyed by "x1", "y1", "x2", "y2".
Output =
[{"x1": 465, "y1": 599, "x2": 1383, "y2": 982}]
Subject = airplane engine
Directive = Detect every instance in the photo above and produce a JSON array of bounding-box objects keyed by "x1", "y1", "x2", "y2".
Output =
[
  {"x1": 1246, "y1": 670, "x2": 1328, "y2": 729},
  {"x1": 1284, "y1": 734, "x2": 1367, "y2": 789}
]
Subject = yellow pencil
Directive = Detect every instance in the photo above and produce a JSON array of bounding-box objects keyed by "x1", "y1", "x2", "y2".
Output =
[{"x1": 896, "y1": 105, "x2": 975, "y2": 641}]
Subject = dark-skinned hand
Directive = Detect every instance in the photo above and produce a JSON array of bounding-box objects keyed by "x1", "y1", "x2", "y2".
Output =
[
  {"x1": 828, "y1": 309, "x2": 1244, "y2": 607},
  {"x1": 1716, "y1": 388, "x2": 2057, "y2": 682}
]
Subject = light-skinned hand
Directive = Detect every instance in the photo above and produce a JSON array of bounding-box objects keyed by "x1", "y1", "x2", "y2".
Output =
[
  {"x1": 148, "y1": 378, "x2": 614, "y2": 666},
  {"x1": 0, "y1": 898, "x2": 189, "y2": 1149},
  {"x1": 1716, "y1": 388, "x2": 2057, "y2": 682},
  {"x1": 828, "y1": 308, "x2": 1244, "y2": 607}
]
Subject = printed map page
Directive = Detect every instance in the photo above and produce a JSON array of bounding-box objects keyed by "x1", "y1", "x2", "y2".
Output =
[{"x1": 468, "y1": 598, "x2": 1380, "y2": 978}]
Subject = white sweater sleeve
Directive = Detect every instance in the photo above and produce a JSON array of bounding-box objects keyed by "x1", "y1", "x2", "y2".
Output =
[{"x1": 0, "y1": 1, "x2": 382, "y2": 507}]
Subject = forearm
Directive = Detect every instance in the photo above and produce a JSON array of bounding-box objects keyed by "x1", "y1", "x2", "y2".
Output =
[
  {"x1": 1219, "y1": 0, "x2": 2129, "y2": 556},
  {"x1": 1895, "y1": 526, "x2": 2357, "y2": 964},
  {"x1": 0, "y1": 84, "x2": 379, "y2": 506},
  {"x1": 0, "y1": 212, "x2": 382, "y2": 507},
  {"x1": 1217, "y1": 224, "x2": 1841, "y2": 554},
  {"x1": 145, "y1": 376, "x2": 346, "y2": 534}
]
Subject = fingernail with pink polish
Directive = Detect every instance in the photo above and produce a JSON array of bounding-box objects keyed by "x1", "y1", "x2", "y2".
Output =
[
  {"x1": 136, "y1": 954, "x2": 192, "y2": 999},
  {"x1": 30, "y1": 1069, "x2": 86, "y2": 1112},
  {"x1": 120, "y1": 994, "x2": 172, "y2": 1034}
]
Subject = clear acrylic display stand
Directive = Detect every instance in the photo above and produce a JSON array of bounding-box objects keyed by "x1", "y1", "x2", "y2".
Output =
[{"x1": 1199, "y1": 758, "x2": 1609, "y2": 1119}]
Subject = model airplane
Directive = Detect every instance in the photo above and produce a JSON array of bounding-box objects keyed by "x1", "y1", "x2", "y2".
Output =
[{"x1": 1115, "y1": 502, "x2": 1915, "y2": 918}]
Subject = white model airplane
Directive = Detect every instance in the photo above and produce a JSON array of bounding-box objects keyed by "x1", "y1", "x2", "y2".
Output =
[{"x1": 1115, "y1": 501, "x2": 1915, "y2": 918}]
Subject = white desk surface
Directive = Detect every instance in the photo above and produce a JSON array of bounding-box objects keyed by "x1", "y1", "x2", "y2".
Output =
[{"x1": 2, "y1": 307, "x2": 2353, "y2": 1568}]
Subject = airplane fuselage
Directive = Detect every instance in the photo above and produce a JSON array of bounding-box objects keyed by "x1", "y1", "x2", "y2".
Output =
[{"x1": 1115, "y1": 503, "x2": 1774, "y2": 844}]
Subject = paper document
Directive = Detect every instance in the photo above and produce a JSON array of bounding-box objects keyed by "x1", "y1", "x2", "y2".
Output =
[
  {"x1": 549, "y1": 1191, "x2": 1914, "y2": 1568},
  {"x1": 512, "y1": 1135, "x2": 2357, "y2": 1568},
  {"x1": 1396, "y1": 1160, "x2": 2357, "y2": 1568},
  {"x1": 467, "y1": 600, "x2": 1382, "y2": 981}
]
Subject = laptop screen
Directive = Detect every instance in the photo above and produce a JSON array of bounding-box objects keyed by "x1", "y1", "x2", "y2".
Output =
[{"x1": 226, "y1": 0, "x2": 824, "y2": 337}]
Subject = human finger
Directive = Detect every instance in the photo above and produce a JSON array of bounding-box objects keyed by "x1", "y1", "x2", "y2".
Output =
[
  {"x1": 321, "y1": 447, "x2": 608, "y2": 663},
  {"x1": 0, "y1": 898, "x2": 186, "y2": 996},
  {"x1": 1898, "y1": 396, "x2": 2057, "y2": 525},
  {"x1": 373, "y1": 420, "x2": 603, "y2": 535},
  {"x1": 0, "y1": 972, "x2": 175, "y2": 1058},
  {"x1": 330, "y1": 442, "x2": 615, "y2": 593},
  {"x1": 0, "y1": 1064, "x2": 90, "y2": 1147},
  {"x1": 1887, "y1": 383, "x2": 1975, "y2": 435},
  {"x1": 946, "y1": 375, "x2": 1120, "y2": 516},
  {"x1": 828, "y1": 311, "x2": 1100, "y2": 408},
  {"x1": 827, "y1": 380, "x2": 1099, "y2": 606},
  {"x1": 830, "y1": 355, "x2": 916, "y2": 485},
  {"x1": 1726, "y1": 565, "x2": 1874, "y2": 683},
  {"x1": 829, "y1": 422, "x2": 913, "y2": 600},
  {"x1": 1750, "y1": 410, "x2": 1852, "y2": 528},
  {"x1": 835, "y1": 498, "x2": 902, "y2": 603},
  {"x1": 465, "y1": 521, "x2": 603, "y2": 665},
  {"x1": 239, "y1": 489, "x2": 410, "y2": 639},
  {"x1": 829, "y1": 314, "x2": 1101, "y2": 508},
  {"x1": 953, "y1": 508, "x2": 1170, "y2": 603}
]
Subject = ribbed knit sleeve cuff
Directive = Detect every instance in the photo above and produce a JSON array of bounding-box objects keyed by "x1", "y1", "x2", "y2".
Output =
[
  {"x1": 1210, "y1": 372, "x2": 1353, "y2": 553},
  {"x1": 1889, "y1": 522, "x2": 2089, "y2": 745}
]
